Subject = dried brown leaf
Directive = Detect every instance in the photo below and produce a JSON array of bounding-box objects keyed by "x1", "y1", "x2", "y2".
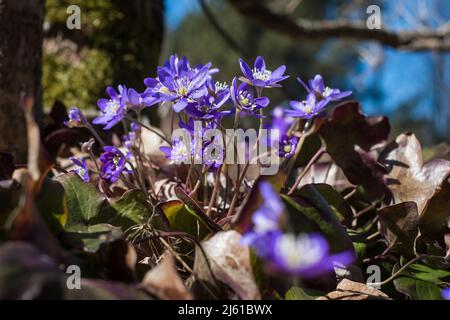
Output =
[
  {"x1": 317, "y1": 279, "x2": 391, "y2": 300},
  {"x1": 141, "y1": 253, "x2": 192, "y2": 300}
]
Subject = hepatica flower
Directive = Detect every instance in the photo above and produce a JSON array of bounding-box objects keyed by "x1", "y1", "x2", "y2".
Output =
[
  {"x1": 239, "y1": 56, "x2": 288, "y2": 88},
  {"x1": 123, "y1": 122, "x2": 141, "y2": 159},
  {"x1": 160, "y1": 139, "x2": 191, "y2": 165},
  {"x1": 272, "y1": 233, "x2": 354, "y2": 277},
  {"x1": 278, "y1": 135, "x2": 298, "y2": 159},
  {"x1": 268, "y1": 107, "x2": 297, "y2": 158},
  {"x1": 298, "y1": 74, "x2": 352, "y2": 104},
  {"x1": 144, "y1": 54, "x2": 211, "y2": 112},
  {"x1": 241, "y1": 181, "x2": 284, "y2": 257},
  {"x1": 64, "y1": 106, "x2": 86, "y2": 128},
  {"x1": 286, "y1": 93, "x2": 327, "y2": 119},
  {"x1": 203, "y1": 139, "x2": 224, "y2": 169},
  {"x1": 443, "y1": 288, "x2": 450, "y2": 300},
  {"x1": 242, "y1": 181, "x2": 354, "y2": 278},
  {"x1": 185, "y1": 91, "x2": 232, "y2": 120},
  {"x1": 70, "y1": 157, "x2": 89, "y2": 182},
  {"x1": 93, "y1": 85, "x2": 128, "y2": 130},
  {"x1": 99, "y1": 146, "x2": 128, "y2": 183},
  {"x1": 127, "y1": 88, "x2": 155, "y2": 110},
  {"x1": 230, "y1": 78, "x2": 269, "y2": 115}
]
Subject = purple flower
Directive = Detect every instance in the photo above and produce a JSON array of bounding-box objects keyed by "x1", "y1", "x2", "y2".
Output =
[
  {"x1": 160, "y1": 139, "x2": 191, "y2": 165},
  {"x1": 99, "y1": 146, "x2": 128, "y2": 183},
  {"x1": 271, "y1": 233, "x2": 354, "y2": 278},
  {"x1": 179, "y1": 118, "x2": 217, "y2": 136},
  {"x1": 123, "y1": 122, "x2": 141, "y2": 159},
  {"x1": 443, "y1": 288, "x2": 450, "y2": 300},
  {"x1": 270, "y1": 107, "x2": 295, "y2": 134},
  {"x1": 241, "y1": 181, "x2": 284, "y2": 251},
  {"x1": 230, "y1": 78, "x2": 270, "y2": 115},
  {"x1": 64, "y1": 106, "x2": 86, "y2": 128},
  {"x1": 185, "y1": 90, "x2": 232, "y2": 120},
  {"x1": 202, "y1": 139, "x2": 224, "y2": 170},
  {"x1": 127, "y1": 88, "x2": 156, "y2": 110},
  {"x1": 93, "y1": 85, "x2": 128, "y2": 130},
  {"x1": 241, "y1": 181, "x2": 354, "y2": 278},
  {"x1": 239, "y1": 56, "x2": 289, "y2": 88},
  {"x1": 278, "y1": 135, "x2": 298, "y2": 158},
  {"x1": 298, "y1": 74, "x2": 352, "y2": 103},
  {"x1": 69, "y1": 157, "x2": 89, "y2": 182},
  {"x1": 286, "y1": 93, "x2": 327, "y2": 119},
  {"x1": 266, "y1": 107, "x2": 297, "y2": 158},
  {"x1": 144, "y1": 55, "x2": 212, "y2": 112}
]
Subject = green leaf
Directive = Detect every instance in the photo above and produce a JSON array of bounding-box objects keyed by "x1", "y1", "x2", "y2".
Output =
[
  {"x1": 299, "y1": 183, "x2": 353, "y2": 225},
  {"x1": 60, "y1": 223, "x2": 123, "y2": 253},
  {"x1": 281, "y1": 188, "x2": 354, "y2": 254},
  {"x1": 57, "y1": 173, "x2": 105, "y2": 229},
  {"x1": 285, "y1": 286, "x2": 324, "y2": 300},
  {"x1": 404, "y1": 263, "x2": 450, "y2": 284},
  {"x1": 101, "y1": 190, "x2": 152, "y2": 230},
  {"x1": 161, "y1": 200, "x2": 208, "y2": 239},
  {"x1": 394, "y1": 277, "x2": 443, "y2": 300}
]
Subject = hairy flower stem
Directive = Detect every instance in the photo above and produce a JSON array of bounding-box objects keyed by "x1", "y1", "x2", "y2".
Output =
[
  {"x1": 127, "y1": 116, "x2": 172, "y2": 146},
  {"x1": 285, "y1": 119, "x2": 313, "y2": 183},
  {"x1": 287, "y1": 146, "x2": 325, "y2": 195},
  {"x1": 136, "y1": 230, "x2": 221, "y2": 289},
  {"x1": 206, "y1": 165, "x2": 222, "y2": 217},
  {"x1": 227, "y1": 161, "x2": 250, "y2": 217}
]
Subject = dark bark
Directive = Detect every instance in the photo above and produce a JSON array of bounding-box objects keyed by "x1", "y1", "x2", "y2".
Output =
[
  {"x1": 0, "y1": 0, "x2": 44, "y2": 163},
  {"x1": 228, "y1": 0, "x2": 450, "y2": 51}
]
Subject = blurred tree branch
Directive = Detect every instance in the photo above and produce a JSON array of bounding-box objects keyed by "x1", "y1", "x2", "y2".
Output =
[{"x1": 228, "y1": 0, "x2": 450, "y2": 51}]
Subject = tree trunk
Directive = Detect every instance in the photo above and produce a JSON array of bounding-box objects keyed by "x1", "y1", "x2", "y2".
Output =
[{"x1": 0, "y1": 0, "x2": 44, "y2": 163}]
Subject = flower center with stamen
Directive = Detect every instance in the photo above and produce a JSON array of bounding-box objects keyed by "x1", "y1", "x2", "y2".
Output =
[
  {"x1": 238, "y1": 91, "x2": 251, "y2": 106},
  {"x1": 303, "y1": 102, "x2": 313, "y2": 114},
  {"x1": 252, "y1": 68, "x2": 272, "y2": 82},
  {"x1": 105, "y1": 99, "x2": 121, "y2": 115},
  {"x1": 283, "y1": 145, "x2": 292, "y2": 154},
  {"x1": 113, "y1": 156, "x2": 121, "y2": 165},
  {"x1": 276, "y1": 234, "x2": 304, "y2": 268},
  {"x1": 215, "y1": 81, "x2": 228, "y2": 92},
  {"x1": 323, "y1": 87, "x2": 333, "y2": 98},
  {"x1": 178, "y1": 87, "x2": 188, "y2": 97}
]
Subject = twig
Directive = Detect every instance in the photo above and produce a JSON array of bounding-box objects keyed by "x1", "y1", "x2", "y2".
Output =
[
  {"x1": 228, "y1": 0, "x2": 450, "y2": 51},
  {"x1": 288, "y1": 146, "x2": 325, "y2": 195}
]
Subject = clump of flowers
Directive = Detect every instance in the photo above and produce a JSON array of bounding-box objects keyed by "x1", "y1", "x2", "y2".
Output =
[{"x1": 63, "y1": 53, "x2": 355, "y2": 286}]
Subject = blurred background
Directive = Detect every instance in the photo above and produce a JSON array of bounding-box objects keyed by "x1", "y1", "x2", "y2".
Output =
[{"x1": 1, "y1": 0, "x2": 449, "y2": 162}]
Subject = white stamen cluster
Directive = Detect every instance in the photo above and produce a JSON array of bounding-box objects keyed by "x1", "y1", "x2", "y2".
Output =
[
  {"x1": 274, "y1": 234, "x2": 324, "y2": 270},
  {"x1": 215, "y1": 81, "x2": 228, "y2": 92},
  {"x1": 323, "y1": 86, "x2": 333, "y2": 98},
  {"x1": 252, "y1": 68, "x2": 272, "y2": 82},
  {"x1": 105, "y1": 99, "x2": 121, "y2": 115}
]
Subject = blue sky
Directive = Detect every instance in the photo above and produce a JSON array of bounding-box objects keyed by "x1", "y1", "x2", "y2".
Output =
[
  {"x1": 165, "y1": 0, "x2": 199, "y2": 30},
  {"x1": 164, "y1": 0, "x2": 450, "y2": 133}
]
